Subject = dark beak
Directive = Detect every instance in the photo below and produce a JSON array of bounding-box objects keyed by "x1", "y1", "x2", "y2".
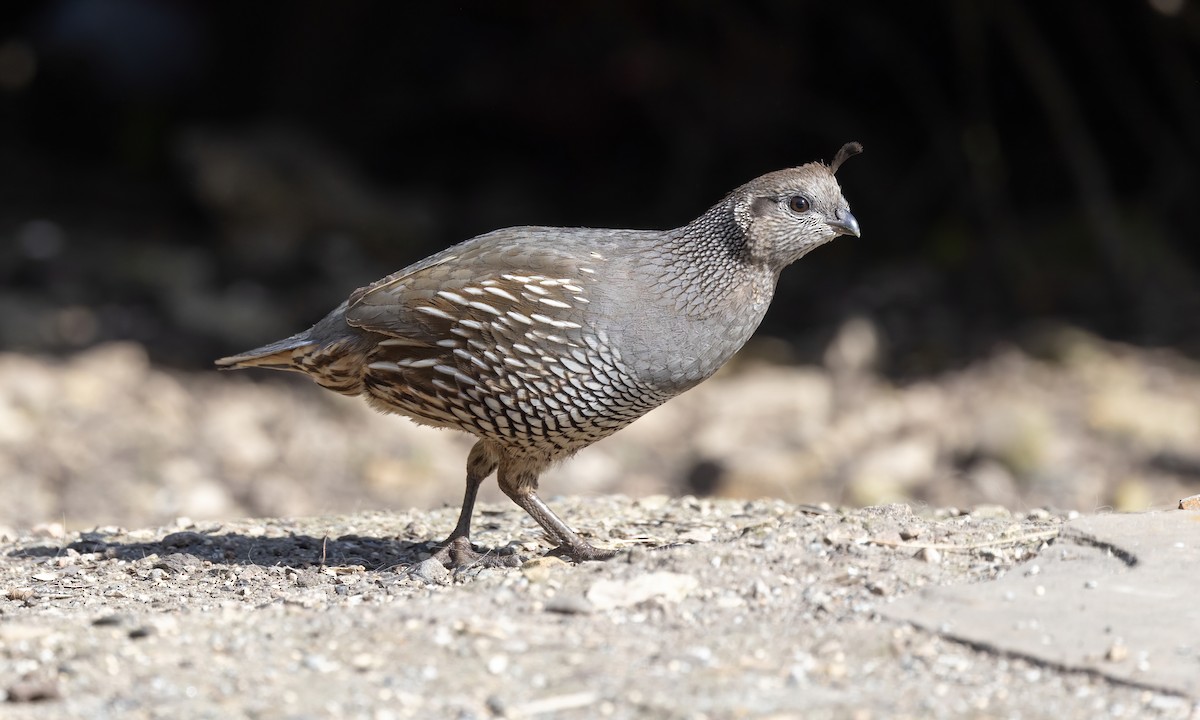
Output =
[{"x1": 829, "y1": 210, "x2": 860, "y2": 238}]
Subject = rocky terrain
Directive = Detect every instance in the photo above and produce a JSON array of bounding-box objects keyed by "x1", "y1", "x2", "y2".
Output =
[
  {"x1": 1, "y1": 326, "x2": 1197, "y2": 534},
  {"x1": 2, "y1": 499, "x2": 1196, "y2": 719},
  {"x1": 1, "y1": 330, "x2": 1199, "y2": 718}
]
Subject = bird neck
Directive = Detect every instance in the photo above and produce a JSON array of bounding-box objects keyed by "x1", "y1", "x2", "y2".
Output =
[
  {"x1": 674, "y1": 202, "x2": 752, "y2": 266},
  {"x1": 646, "y1": 210, "x2": 775, "y2": 317}
]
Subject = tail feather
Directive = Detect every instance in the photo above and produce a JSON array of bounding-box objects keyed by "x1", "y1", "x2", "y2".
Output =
[{"x1": 215, "y1": 333, "x2": 316, "y2": 371}]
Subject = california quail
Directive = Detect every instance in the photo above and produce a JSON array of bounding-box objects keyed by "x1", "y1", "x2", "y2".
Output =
[{"x1": 216, "y1": 142, "x2": 863, "y2": 566}]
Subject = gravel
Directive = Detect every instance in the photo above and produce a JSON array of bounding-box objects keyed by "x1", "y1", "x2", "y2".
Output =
[
  {"x1": 2, "y1": 332, "x2": 1199, "y2": 717},
  {"x1": 1, "y1": 498, "x2": 1194, "y2": 719},
  {"x1": 4, "y1": 328, "x2": 1200, "y2": 536}
]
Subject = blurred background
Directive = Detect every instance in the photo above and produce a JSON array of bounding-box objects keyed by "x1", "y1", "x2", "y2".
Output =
[{"x1": 1, "y1": 1, "x2": 1198, "y2": 531}]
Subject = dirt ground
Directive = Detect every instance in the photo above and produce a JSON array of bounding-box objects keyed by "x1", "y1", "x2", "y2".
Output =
[
  {"x1": 3, "y1": 327, "x2": 1199, "y2": 534},
  {"x1": 2, "y1": 333, "x2": 1199, "y2": 718},
  {"x1": 2, "y1": 498, "x2": 1196, "y2": 719}
]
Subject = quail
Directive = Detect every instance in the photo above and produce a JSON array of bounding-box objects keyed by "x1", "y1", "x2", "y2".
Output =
[{"x1": 216, "y1": 142, "x2": 863, "y2": 567}]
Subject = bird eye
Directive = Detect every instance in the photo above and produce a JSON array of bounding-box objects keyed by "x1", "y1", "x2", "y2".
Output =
[{"x1": 788, "y1": 195, "x2": 811, "y2": 213}]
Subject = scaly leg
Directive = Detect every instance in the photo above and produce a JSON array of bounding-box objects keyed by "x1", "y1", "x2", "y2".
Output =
[
  {"x1": 429, "y1": 441, "x2": 520, "y2": 568},
  {"x1": 497, "y1": 461, "x2": 617, "y2": 563}
]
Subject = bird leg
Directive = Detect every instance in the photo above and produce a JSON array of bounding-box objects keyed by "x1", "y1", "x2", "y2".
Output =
[
  {"x1": 429, "y1": 442, "x2": 520, "y2": 568},
  {"x1": 498, "y1": 464, "x2": 618, "y2": 563}
]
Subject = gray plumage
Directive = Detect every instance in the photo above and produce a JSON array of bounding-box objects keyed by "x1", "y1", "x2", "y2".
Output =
[{"x1": 217, "y1": 143, "x2": 862, "y2": 566}]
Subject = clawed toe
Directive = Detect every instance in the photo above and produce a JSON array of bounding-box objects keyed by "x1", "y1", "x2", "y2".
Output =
[
  {"x1": 427, "y1": 535, "x2": 618, "y2": 569},
  {"x1": 429, "y1": 536, "x2": 523, "y2": 569},
  {"x1": 548, "y1": 541, "x2": 620, "y2": 563}
]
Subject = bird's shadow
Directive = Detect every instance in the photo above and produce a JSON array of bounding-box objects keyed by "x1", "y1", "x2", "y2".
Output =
[{"x1": 9, "y1": 530, "x2": 433, "y2": 573}]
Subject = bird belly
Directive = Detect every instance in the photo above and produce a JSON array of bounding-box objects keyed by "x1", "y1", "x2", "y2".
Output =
[{"x1": 360, "y1": 327, "x2": 668, "y2": 459}]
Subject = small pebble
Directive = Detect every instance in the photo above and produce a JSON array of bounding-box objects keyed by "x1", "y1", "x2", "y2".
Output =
[
  {"x1": 521, "y1": 556, "x2": 567, "y2": 583},
  {"x1": 161, "y1": 531, "x2": 203, "y2": 548},
  {"x1": 916, "y1": 547, "x2": 941, "y2": 564},
  {"x1": 128, "y1": 626, "x2": 154, "y2": 640},
  {"x1": 635, "y1": 495, "x2": 670, "y2": 510},
  {"x1": 586, "y1": 572, "x2": 698, "y2": 610},
  {"x1": 486, "y1": 654, "x2": 509, "y2": 675},
  {"x1": 969, "y1": 505, "x2": 1011, "y2": 519},
  {"x1": 544, "y1": 595, "x2": 594, "y2": 615},
  {"x1": 408, "y1": 558, "x2": 450, "y2": 585},
  {"x1": 486, "y1": 695, "x2": 508, "y2": 716},
  {"x1": 31, "y1": 523, "x2": 65, "y2": 539},
  {"x1": 678, "y1": 527, "x2": 714, "y2": 543},
  {"x1": 5, "y1": 677, "x2": 60, "y2": 703},
  {"x1": 293, "y1": 571, "x2": 326, "y2": 588},
  {"x1": 302, "y1": 654, "x2": 340, "y2": 673}
]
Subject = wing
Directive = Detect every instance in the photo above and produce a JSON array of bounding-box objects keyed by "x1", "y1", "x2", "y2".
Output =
[
  {"x1": 343, "y1": 227, "x2": 653, "y2": 441},
  {"x1": 344, "y1": 227, "x2": 605, "y2": 342}
]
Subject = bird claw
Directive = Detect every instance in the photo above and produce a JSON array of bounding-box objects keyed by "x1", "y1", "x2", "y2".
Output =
[
  {"x1": 429, "y1": 535, "x2": 618, "y2": 569},
  {"x1": 547, "y1": 541, "x2": 620, "y2": 563},
  {"x1": 429, "y1": 536, "x2": 523, "y2": 569}
]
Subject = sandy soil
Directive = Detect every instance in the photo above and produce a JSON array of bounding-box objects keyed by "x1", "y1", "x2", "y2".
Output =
[
  {"x1": 2, "y1": 498, "x2": 1196, "y2": 719},
  {"x1": 2, "y1": 334, "x2": 1199, "y2": 718},
  {"x1": 2, "y1": 328, "x2": 1199, "y2": 535}
]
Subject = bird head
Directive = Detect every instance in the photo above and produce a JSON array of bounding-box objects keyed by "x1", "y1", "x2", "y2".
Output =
[{"x1": 733, "y1": 142, "x2": 862, "y2": 271}]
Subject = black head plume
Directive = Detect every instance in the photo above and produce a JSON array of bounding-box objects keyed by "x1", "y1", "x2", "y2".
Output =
[{"x1": 830, "y1": 142, "x2": 863, "y2": 174}]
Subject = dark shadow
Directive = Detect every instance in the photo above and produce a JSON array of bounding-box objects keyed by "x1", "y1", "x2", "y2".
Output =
[
  {"x1": 684, "y1": 458, "x2": 726, "y2": 497},
  {"x1": 1145, "y1": 451, "x2": 1200, "y2": 480},
  {"x1": 9, "y1": 531, "x2": 431, "y2": 573}
]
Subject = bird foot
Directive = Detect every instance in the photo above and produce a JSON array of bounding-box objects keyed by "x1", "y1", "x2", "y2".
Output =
[
  {"x1": 429, "y1": 536, "x2": 523, "y2": 569},
  {"x1": 430, "y1": 535, "x2": 618, "y2": 568},
  {"x1": 547, "y1": 541, "x2": 620, "y2": 563}
]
